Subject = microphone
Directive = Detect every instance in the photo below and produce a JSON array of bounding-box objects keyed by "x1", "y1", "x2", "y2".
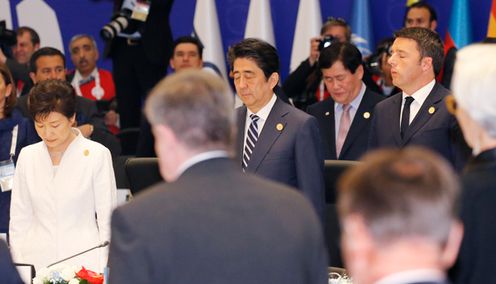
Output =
[{"x1": 47, "y1": 241, "x2": 110, "y2": 268}]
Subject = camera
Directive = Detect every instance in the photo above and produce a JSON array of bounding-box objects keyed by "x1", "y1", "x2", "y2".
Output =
[
  {"x1": 100, "y1": 9, "x2": 133, "y2": 41},
  {"x1": 0, "y1": 21, "x2": 16, "y2": 46},
  {"x1": 318, "y1": 36, "x2": 337, "y2": 51}
]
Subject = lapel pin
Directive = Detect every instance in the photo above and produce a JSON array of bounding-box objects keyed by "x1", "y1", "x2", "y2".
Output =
[
  {"x1": 84, "y1": 149, "x2": 90, "y2": 156},
  {"x1": 428, "y1": 106, "x2": 435, "y2": 114},
  {"x1": 363, "y1": 112, "x2": 371, "y2": 119},
  {"x1": 325, "y1": 111, "x2": 330, "y2": 116},
  {"x1": 276, "y1": 123, "x2": 284, "y2": 131}
]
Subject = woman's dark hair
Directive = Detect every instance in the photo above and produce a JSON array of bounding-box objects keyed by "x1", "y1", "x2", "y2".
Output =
[
  {"x1": 28, "y1": 79, "x2": 76, "y2": 121},
  {"x1": 0, "y1": 63, "x2": 17, "y2": 117}
]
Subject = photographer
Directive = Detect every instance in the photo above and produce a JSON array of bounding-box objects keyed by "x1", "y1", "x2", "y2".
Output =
[
  {"x1": 0, "y1": 25, "x2": 39, "y2": 97},
  {"x1": 102, "y1": 0, "x2": 174, "y2": 130},
  {"x1": 283, "y1": 17, "x2": 380, "y2": 110},
  {"x1": 283, "y1": 18, "x2": 350, "y2": 109}
]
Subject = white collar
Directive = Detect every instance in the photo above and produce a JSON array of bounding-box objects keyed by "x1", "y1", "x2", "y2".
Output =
[
  {"x1": 402, "y1": 79, "x2": 435, "y2": 106},
  {"x1": 375, "y1": 269, "x2": 445, "y2": 284},
  {"x1": 334, "y1": 82, "x2": 366, "y2": 112},
  {"x1": 246, "y1": 93, "x2": 277, "y2": 121}
]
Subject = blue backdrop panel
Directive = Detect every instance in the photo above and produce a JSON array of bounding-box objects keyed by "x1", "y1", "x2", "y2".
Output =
[{"x1": 3, "y1": 0, "x2": 493, "y2": 80}]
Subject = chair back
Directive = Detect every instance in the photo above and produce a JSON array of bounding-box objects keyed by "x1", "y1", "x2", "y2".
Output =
[
  {"x1": 125, "y1": 157, "x2": 163, "y2": 195},
  {"x1": 117, "y1": 128, "x2": 140, "y2": 156},
  {"x1": 324, "y1": 160, "x2": 360, "y2": 203}
]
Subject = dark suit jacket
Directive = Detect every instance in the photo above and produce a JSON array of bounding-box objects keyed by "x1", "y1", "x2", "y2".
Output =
[
  {"x1": 307, "y1": 88, "x2": 384, "y2": 160},
  {"x1": 0, "y1": 240, "x2": 23, "y2": 284},
  {"x1": 236, "y1": 99, "x2": 325, "y2": 218},
  {"x1": 368, "y1": 83, "x2": 469, "y2": 171},
  {"x1": 108, "y1": 157, "x2": 328, "y2": 284},
  {"x1": 452, "y1": 148, "x2": 496, "y2": 284},
  {"x1": 15, "y1": 95, "x2": 121, "y2": 155}
]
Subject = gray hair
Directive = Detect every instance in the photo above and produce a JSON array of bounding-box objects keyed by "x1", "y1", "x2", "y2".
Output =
[
  {"x1": 68, "y1": 34, "x2": 98, "y2": 53},
  {"x1": 145, "y1": 70, "x2": 235, "y2": 151},
  {"x1": 452, "y1": 44, "x2": 496, "y2": 137}
]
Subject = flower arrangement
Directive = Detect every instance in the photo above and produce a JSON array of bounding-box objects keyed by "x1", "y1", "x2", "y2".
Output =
[{"x1": 33, "y1": 265, "x2": 104, "y2": 284}]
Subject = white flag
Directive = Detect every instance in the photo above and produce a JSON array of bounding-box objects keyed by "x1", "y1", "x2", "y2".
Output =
[
  {"x1": 289, "y1": 0, "x2": 322, "y2": 72},
  {"x1": 17, "y1": 0, "x2": 64, "y2": 53},
  {"x1": 244, "y1": 0, "x2": 275, "y2": 46},
  {"x1": 193, "y1": 0, "x2": 227, "y2": 79}
]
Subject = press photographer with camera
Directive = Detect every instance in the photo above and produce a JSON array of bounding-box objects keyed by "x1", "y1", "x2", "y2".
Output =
[
  {"x1": 283, "y1": 18, "x2": 350, "y2": 109},
  {"x1": 0, "y1": 24, "x2": 39, "y2": 97},
  {"x1": 101, "y1": 0, "x2": 174, "y2": 130},
  {"x1": 283, "y1": 17, "x2": 381, "y2": 110}
]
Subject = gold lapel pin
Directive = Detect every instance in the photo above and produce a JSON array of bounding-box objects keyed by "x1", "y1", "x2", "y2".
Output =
[
  {"x1": 363, "y1": 112, "x2": 371, "y2": 119},
  {"x1": 428, "y1": 106, "x2": 436, "y2": 114},
  {"x1": 83, "y1": 149, "x2": 90, "y2": 156},
  {"x1": 276, "y1": 123, "x2": 284, "y2": 131},
  {"x1": 325, "y1": 111, "x2": 330, "y2": 116}
]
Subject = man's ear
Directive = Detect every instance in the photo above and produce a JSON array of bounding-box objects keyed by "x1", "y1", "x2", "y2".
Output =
[
  {"x1": 355, "y1": 64, "x2": 364, "y2": 80},
  {"x1": 430, "y1": 20, "x2": 438, "y2": 31},
  {"x1": 268, "y1": 72, "x2": 279, "y2": 89},
  {"x1": 29, "y1": 72, "x2": 37, "y2": 84},
  {"x1": 440, "y1": 221, "x2": 463, "y2": 269},
  {"x1": 421, "y1": 57, "x2": 433, "y2": 72}
]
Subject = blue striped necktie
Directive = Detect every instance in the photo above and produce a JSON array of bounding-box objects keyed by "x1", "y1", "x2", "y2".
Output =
[{"x1": 242, "y1": 114, "x2": 260, "y2": 171}]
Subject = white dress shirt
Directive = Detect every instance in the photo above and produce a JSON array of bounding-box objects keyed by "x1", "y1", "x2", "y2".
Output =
[{"x1": 400, "y1": 79, "x2": 435, "y2": 126}]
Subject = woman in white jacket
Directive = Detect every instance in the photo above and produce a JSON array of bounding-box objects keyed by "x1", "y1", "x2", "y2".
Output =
[{"x1": 9, "y1": 79, "x2": 117, "y2": 272}]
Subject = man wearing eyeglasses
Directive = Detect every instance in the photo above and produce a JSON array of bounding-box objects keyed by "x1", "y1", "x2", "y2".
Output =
[{"x1": 368, "y1": 27, "x2": 470, "y2": 172}]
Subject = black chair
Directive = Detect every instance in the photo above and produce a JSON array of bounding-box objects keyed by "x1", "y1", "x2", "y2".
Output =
[
  {"x1": 113, "y1": 155, "x2": 131, "y2": 189},
  {"x1": 125, "y1": 157, "x2": 163, "y2": 195},
  {"x1": 324, "y1": 160, "x2": 360, "y2": 203},
  {"x1": 117, "y1": 128, "x2": 140, "y2": 156}
]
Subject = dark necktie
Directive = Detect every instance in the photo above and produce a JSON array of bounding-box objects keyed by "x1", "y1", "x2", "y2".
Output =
[
  {"x1": 242, "y1": 114, "x2": 260, "y2": 171},
  {"x1": 401, "y1": 96, "x2": 415, "y2": 138}
]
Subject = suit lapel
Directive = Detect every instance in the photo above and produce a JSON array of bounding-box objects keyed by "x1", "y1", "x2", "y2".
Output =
[
  {"x1": 390, "y1": 94, "x2": 403, "y2": 145},
  {"x1": 320, "y1": 99, "x2": 337, "y2": 159},
  {"x1": 339, "y1": 90, "x2": 373, "y2": 158},
  {"x1": 235, "y1": 107, "x2": 247, "y2": 166},
  {"x1": 248, "y1": 99, "x2": 288, "y2": 172},
  {"x1": 402, "y1": 84, "x2": 445, "y2": 145}
]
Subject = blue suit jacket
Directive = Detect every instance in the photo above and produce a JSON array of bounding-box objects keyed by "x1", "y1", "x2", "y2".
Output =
[
  {"x1": 368, "y1": 83, "x2": 470, "y2": 171},
  {"x1": 236, "y1": 98, "x2": 325, "y2": 218},
  {"x1": 307, "y1": 88, "x2": 384, "y2": 160}
]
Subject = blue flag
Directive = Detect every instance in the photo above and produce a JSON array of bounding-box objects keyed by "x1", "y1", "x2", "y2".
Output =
[{"x1": 350, "y1": 0, "x2": 374, "y2": 57}]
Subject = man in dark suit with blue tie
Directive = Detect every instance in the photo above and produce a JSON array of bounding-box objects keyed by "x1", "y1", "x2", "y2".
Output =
[
  {"x1": 307, "y1": 42, "x2": 383, "y2": 160},
  {"x1": 228, "y1": 38, "x2": 325, "y2": 219},
  {"x1": 108, "y1": 70, "x2": 328, "y2": 284},
  {"x1": 368, "y1": 27, "x2": 469, "y2": 171}
]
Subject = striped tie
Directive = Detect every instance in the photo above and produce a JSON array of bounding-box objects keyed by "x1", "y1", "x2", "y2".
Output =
[{"x1": 242, "y1": 114, "x2": 260, "y2": 171}]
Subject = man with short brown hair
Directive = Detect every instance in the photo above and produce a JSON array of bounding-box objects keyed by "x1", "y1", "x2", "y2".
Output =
[
  {"x1": 338, "y1": 147, "x2": 463, "y2": 284},
  {"x1": 368, "y1": 27, "x2": 469, "y2": 171}
]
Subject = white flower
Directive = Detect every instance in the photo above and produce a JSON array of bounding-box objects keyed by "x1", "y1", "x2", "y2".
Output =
[
  {"x1": 36, "y1": 267, "x2": 49, "y2": 279},
  {"x1": 60, "y1": 266, "x2": 76, "y2": 281},
  {"x1": 68, "y1": 279, "x2": 80, "y2": 284}
]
